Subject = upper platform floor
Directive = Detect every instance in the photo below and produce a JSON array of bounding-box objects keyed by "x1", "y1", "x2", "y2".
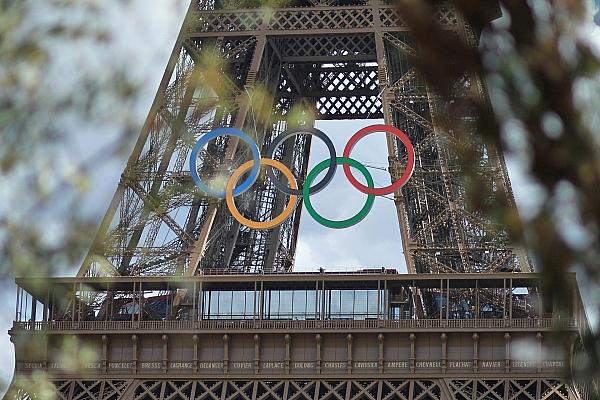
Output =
[
  {"x1": 11, "y1": 271, "x2": 587, "y2": 335},
  {"x1": 9, "y1": 272, "x2": 589, "y2": 383}
]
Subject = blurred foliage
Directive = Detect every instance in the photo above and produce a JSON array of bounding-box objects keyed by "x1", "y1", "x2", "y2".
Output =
[
  {"x1": 394, "y1": 0, "x2": 600, "y2": 393},
  {"x1": 5, "y1": 336, "x2": 100, "y2": 400},
  {"x1": 1, "y1": 1, "x2": 118, "y2": 280},
  {"x1": 2, "y1": 0, "x2": 600, "y2": 397},
  {"x1": 0, "y1": 0, "x2": 186, "y2": 395},
  {"x1": 0, "y1": 0, "x2": 183, "y2": 278}
]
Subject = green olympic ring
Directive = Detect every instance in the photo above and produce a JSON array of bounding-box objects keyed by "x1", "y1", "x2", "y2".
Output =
[
  {"x1": 303, "y1": 157, "x2": 375, "y2": 229},
  {"x1": 190, "y1": 124, "x2": 414, "y2": 230}
]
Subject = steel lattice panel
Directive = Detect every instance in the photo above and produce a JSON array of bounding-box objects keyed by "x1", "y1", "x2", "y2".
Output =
[
  {"x1": 27, "y1": 379, "x2": 575, "y2": 400},
  {"x1": 74, "y1": 0, "x2": 531, "y2": 281},
  {"x1": 5, "y1": 2, "x2": 585, "y2": 400}
]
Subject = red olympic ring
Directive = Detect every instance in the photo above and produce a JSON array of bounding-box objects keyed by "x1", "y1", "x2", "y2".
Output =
[{"x1": 342, "y1": 124, "x2": 415, "y2": 196}]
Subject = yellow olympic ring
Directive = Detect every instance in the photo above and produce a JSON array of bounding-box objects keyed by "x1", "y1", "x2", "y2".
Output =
[{"x1": 226, "y1": 158, "x2": 298, "y2": 230}]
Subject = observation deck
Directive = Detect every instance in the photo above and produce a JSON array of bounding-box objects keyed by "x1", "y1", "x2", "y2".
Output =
[{"x1": 10, "y1": 271, "x2": 586, "y2": 381}]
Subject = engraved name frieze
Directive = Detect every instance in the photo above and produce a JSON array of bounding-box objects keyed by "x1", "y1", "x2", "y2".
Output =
[
  {"x1": 385, "y1": 361, "x2": 409, "y2": 368},
  {"x1": 448, "y1": 361, "x2": 471, "y2": 368},
  {"x1": 481, "y1": 361, "x2": 503, "y2": 368},
  {"x1": 511, "y1": 361, "x2": 536, "y2": 368},
  {"x1": 141, "y1": 362, "x2": 162, "y2": 369},
  {"x1": 415, "y1": 361, "x2": 441, "y2": 368},
  {"x1": 169, "y1": 362, "x2": 194, "y2": 369},
  {"x1": 293, "y1": 362, "x2": 315, "y2": 369},
  {"x1": 542, "y1": 360, "x2": 564, "y2": 368},
  {"x1": 353, "y1": 361, "x2": 378, "y2": 368},
  {"x1": 46, "y1": 362, "x2": 101, "y2": 370},
  {"x1": 323, "y1": 362, "x2": 346, "y2": 368},
  {"x1": 262, "y1": 362, "x2": 285, "y2": 369},
  {"x1": 231, "y1": 362, "x2": 253, "y2": 369},
  {"x1": 108, "y1": 362, "x2": 133, "y2": 369},
  {"x1": 20, "y1": 362, "x2": 44, "y2": 369},
  {"x1": 198, "y1": 362, "x2": 224, "y2": 369}
]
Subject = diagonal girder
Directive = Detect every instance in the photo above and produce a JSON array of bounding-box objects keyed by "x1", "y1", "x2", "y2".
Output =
[{"x1": 126, "y1": 180, "x2": 194, "y2": 246}]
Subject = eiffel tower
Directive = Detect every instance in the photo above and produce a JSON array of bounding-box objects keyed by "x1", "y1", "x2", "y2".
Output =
[{"x1": 7, "y1": 0, "x2": 589, "y2": 399}]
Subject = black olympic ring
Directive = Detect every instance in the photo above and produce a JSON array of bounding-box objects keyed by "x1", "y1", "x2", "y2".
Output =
[{"x1": 264, "y1": 127, "x2": 337, "y2": 196}]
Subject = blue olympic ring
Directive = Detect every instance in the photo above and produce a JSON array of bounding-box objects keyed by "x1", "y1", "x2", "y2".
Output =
[
  {"x1": 189, "y1": 127, "x2": 261, "y2": 199},
  {"x1": 189, "y1": 124, "x2": 415, "y2": 230}
]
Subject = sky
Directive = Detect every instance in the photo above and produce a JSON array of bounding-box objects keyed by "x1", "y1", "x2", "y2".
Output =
[
  {"x1": 294, "y1": 119, "x2": 407, "y2": 273},
  {"x1": 1, "y1": 0, "x2": 599, "y2": 392},
  {"x1": 0, "y1": 0, "x2": 190, "y2": 388}
]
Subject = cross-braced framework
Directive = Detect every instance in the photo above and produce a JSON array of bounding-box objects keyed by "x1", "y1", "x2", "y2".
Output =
[
  {"x1": 4, "y1": 378, "x2": 573, "y2": 400},
  {"x1": 77, "y1": 0, "x2": 530, "y2": 282},
  {"x1": 8, "y1": 379, "x2": 574, "y2": 400},
  {"x1": 7, "y1": 0, "x2": 588, "y2": 399},
  {"x1": 9, "y1": 272, "x2": 586, "y2": 399},
  {"x1": 5, "y1": 379, "x2": 580, "y2": 400}
]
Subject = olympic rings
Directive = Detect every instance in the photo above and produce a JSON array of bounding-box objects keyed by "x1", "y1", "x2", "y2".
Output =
[
  {"x1": 189, "y1": 127, "x2": 261, "y2": 199},
  {"x1": 226, "y1": 158, "x2": 298, "y2": 230},
  {"x1": 342, "y1": 124, "x2": 415, "y2": 196},
  {"x1": 189, "y1": 124, "x2": 414, "y2": 230},
  {"x1": 303, "y1": 157, "x2": 375, "y2": 229},
  {"x1": 265, "y1": 127, "x2": 337, "y2": 196}
]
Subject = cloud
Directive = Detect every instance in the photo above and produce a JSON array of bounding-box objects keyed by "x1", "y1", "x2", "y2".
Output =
[
  {"x1": 294, "y1": 120, "x2": 407, "y2": 272},
  {"x1": 0, "y1": 0, "x2": 188, "y2": 389}
]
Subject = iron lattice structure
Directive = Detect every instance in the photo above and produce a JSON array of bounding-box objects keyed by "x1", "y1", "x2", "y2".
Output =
[
  {"x1": 49, "y1": 378, "x2": 575, "y2": 400},
  {"x1": 8, "y1": 1, "x2": 589, "y2": 400},
  {"x1": 78, "y1": 0, "x2": 531, "y2": 281}
]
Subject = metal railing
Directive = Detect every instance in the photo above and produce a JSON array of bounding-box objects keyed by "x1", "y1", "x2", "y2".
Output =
[
  {"x1": 198, "y1": 267, "x2": 400, "y2": 275},
  {"x1": 13, "y1": 318, "x2": 577, "y2": 332}
]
